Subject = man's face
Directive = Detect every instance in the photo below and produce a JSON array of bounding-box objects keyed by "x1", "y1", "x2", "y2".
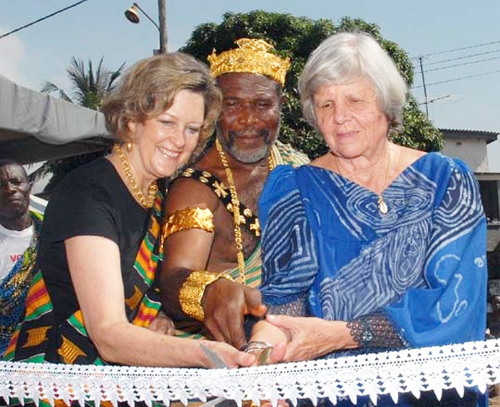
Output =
[
  {"x1": 0, "y1": 163, "x2": 31, "y2": 223},
  {"x1": 216, "y1": 73, "x2": 282, "y2": 163}
]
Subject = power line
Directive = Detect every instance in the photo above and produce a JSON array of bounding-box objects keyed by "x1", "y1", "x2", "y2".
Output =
[
  {"x1": 414, "y1": 55, "x2": 500, "y2": 75},
  {"x1": 0, "y1": 0, "x2": 89, "y2": 40},
  {"x1": 422, "y1": 49, "x2": 500, "y2": 66},
  {"x1": 411, "y1": 40, "x2": 500, "y2": 60},
  {"x1": 411, "y1": 69, "x2": 500, "y2": 89}
]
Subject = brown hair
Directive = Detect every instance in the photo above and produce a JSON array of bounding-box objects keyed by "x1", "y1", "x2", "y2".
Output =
[{"x1": 102, "y1": 52, "x2": 221, "y2": 143}]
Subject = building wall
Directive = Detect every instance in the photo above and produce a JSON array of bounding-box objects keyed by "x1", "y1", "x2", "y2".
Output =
[{"x1": 443, "y1": 137, "x2": 490, "y2": 172}]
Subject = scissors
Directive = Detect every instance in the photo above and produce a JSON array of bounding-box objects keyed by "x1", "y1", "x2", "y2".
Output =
[{"x1": 199, "y1": 344, "x2": 238, "y2": 407}]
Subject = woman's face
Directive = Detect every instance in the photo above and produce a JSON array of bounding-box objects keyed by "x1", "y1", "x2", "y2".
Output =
[
  {"x1": 313, "y1": 77, "x2": 390, "y2": 160},
  {"x1": 128, "y1": 89, "x2": 205, "y2": 182}
]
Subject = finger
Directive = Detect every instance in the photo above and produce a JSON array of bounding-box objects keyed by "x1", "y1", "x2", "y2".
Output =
[
  {"x1": 148, "y1": 318, "x2": 168, "y2": 334},
  {"x1": 237, "y1": 350, "x2": 256, "y2": 368},
  {"x1": 268, "y1": 341, "x2": 287, "y2": 364},
  {"x1": 212, "y1": 344, "x2": 255, "y2": 368},
  {"x1": 204, "y1": 318, "x2": 226, "y2": 342},
  {"x1": 265, "y1": 314, "x2": 290, "y2": 329},
  {"x1": 227, "y1": 318, "x2": 247, "y2": 349},
  {"x1": 244, "y1": 288, "x2": 267, "y2": 317},
  {"x1": 165, "y1": 321, "x2": 176, "y2": 336}
]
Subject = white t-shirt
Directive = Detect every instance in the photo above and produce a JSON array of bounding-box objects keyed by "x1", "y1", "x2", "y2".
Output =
[{"x1": 0, "y1": 222, "x2": 34, "y2": 283}]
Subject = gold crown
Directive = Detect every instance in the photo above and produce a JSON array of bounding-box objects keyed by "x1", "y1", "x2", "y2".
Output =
[{"x1": 208, "y1": 38, "x2": 291, "y2": 87}]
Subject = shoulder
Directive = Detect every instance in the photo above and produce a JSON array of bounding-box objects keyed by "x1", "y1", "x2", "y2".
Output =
[
  {"x1": 47, "y1": 158, "x2": 125, "y2": 219},
  {"x1": 54, "y1": 158, "x2": 117, "y2": 195},
  {"x1": 411, "y1": 151, "x2": 474, "y2": 179},
  {"x1": 275, "y1": 140, "x2": 310, "y2": 166},
  {"x1": 310, "y1": 153, "x2": 331, "y2": 168},
  {"x1": 165, "y1": 168, "x2": 220, "y2": 215}
]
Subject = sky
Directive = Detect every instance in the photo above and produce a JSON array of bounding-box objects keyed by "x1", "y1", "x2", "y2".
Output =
[{"x1": 1, "y1": 0, "x2": 499, "y2": 169}]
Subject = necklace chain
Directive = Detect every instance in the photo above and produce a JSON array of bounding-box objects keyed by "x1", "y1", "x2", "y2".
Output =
[
  {"x1": 215, "y1": 139, "x2": 274, "y2": 283},
  {"x1": 333, "y1": 145, "x2": 391, "y2": 215},
  {"x1": 113, "y1": 144, "x2": 158, "y2": 209}
]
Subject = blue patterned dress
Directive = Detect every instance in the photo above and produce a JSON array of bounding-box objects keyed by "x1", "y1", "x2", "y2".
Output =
[{"x1": 259, "y1": 152, "x2": 488, "y2": 406}]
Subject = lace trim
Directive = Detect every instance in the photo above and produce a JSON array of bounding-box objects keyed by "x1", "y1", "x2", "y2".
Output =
[{"x1": 0, "y1": 339, "x2": 497, "y2": 406}]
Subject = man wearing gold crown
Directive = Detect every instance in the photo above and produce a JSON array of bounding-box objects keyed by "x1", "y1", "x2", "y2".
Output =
[{"x1": 159, "y1": 38, "x2": 309, "y2": 349}]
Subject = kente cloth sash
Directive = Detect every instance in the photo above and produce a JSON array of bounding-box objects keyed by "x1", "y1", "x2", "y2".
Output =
[
  {"x1": 4, "y1": 191, "x2": 165, "y2": 365},
  {"x1": 174, "y1": 141, "x2": 309, "y2": 339},
  {"x1": 0, "y1": 212, "x2": 43, "y2": 357}
]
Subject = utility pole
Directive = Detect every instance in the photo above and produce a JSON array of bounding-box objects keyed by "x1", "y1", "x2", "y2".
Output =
[
  {"x1": 158, "y1": 0, "x2": 167, "y2": 53},
  {"x1": 418, "y1": 56, "x2": 429, "y2": 117}
]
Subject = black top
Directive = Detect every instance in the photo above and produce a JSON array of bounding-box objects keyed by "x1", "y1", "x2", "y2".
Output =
[{"x1": 39, "y1": 158, "x2": 149, "y2": 323}]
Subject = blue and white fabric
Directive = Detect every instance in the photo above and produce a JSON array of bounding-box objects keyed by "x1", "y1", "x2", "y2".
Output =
[{"x1": 259, "y1": 152, "x2": 487, "y2": 348}]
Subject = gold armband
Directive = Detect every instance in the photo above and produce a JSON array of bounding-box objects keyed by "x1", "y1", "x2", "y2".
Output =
[
  {"x1": 159, "y1": 207, "x2": 214, "y2": 252},
  {"x1": 179, "y1": 270, "x2": 234, "y2": 321}
]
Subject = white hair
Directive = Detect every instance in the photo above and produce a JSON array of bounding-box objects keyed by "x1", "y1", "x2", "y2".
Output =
[{"x1": 299, "y1": 32, "x2": 408, "y2": 135}]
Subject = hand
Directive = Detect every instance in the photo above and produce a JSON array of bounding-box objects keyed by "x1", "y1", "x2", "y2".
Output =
[
  {"x1": 244, "y1": 341, "x2": 287, "y2": 366},
  {"x1": 200, "y1": 340, "x2": 255, "y2": 369},
  {"x1": 265, "y1": 315, "x2": 356, "y2": 362},
  {"x1": 147, "y1": 311, "x2": 176, "y2": 335},
  {"x1": 203, "y1": 278, "x2": 267, "y2": 348}
]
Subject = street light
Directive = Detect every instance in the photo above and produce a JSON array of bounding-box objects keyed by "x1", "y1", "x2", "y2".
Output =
[{"x1": 125, "y1": 1, "x2": 167, "y2": 54}]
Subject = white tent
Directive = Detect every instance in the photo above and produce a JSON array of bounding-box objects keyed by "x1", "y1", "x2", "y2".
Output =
[{"x1": 0, "y1": 74, "x2": 113, "y2": 164}]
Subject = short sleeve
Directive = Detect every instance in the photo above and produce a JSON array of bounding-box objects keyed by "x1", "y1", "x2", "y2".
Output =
[{"x1": 44, "y1": 180, "x2": 119, "y2": 245}]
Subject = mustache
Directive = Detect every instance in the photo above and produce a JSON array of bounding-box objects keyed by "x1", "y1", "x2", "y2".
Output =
[{"x1": 228, "y1": 128, "x2": 272, "y2": 145}]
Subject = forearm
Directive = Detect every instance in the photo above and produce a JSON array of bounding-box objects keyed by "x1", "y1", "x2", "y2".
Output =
[
  {"x1": 90, "y1": 319, "x2": 207, "y2": 367},
  {"x1": 159, "y1": 267, "x2": 195, "y2": 321}
]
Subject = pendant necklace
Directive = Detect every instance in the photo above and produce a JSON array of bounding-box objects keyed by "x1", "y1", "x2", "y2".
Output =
[
  {"x1": 215, "y1": 139, "x2": 275, "y2": 283},
  {"x1": 333, "y1": 145, "x2": 391, "y2": 215},
  {"x1": 377, "y1": 148, "x2": 391, "y2": 215}
]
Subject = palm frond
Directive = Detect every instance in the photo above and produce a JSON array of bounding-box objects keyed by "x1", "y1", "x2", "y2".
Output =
[{"x1": 39, "y1": 81, "x2": 73, "y2": 103}]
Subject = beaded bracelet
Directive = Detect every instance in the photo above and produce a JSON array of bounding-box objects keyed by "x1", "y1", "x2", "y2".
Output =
[{"x1": 179, "y1": 270, "x2": 234, "y2": 321}]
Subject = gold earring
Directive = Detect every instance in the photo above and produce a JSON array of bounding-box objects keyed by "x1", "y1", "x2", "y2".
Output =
[{"x1": 126, "y1": 142, "x2": 133, "y2": 152}]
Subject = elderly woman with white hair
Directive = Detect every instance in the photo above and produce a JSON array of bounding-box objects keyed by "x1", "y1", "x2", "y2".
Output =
[{"x1": 251, "y1": 32, "x2": 487, "y2": 406}]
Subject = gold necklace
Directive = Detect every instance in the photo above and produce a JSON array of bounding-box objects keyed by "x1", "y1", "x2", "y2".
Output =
[
  {"x1": 215, "y1": 139, "x2": 274, "y2": 283},
  {"x1": 113, "y1": 144, "x2": 158, "y2": 209},
  {"x1": 333, "y1": 146, "x2": 391, "y2": 215}
]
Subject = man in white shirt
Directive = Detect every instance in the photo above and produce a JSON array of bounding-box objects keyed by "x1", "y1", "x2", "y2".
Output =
[
  {"x1": 0, "y1": 159, "x2": 41, "y2": 356},
  {"x1": 0, "y1": 160, "x2": 33, "y2": 281}
]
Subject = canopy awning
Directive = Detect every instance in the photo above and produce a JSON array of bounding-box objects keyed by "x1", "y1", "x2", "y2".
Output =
[{"x1": 0, "y1": 75, "x2": 113, "y2": 164}]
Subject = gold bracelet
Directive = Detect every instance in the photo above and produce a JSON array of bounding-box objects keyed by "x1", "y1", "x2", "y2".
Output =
[{"x1": 179, "y1": 270, "x2": 234, "y2": 321}]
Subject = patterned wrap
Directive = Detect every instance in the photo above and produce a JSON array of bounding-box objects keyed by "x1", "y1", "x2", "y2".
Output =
[
  {"x1": 4, "y1": 191, "x2": 165, "y2": 365},
  {"x1": 0, "y1": 212, "x2": 43, "y2": 357},
  {"x1": 260, "y1": 153, "x2": 487, "y2": 346},
  {"x1": 258, "y1": 153, "x2": 488, "y2": 406}
]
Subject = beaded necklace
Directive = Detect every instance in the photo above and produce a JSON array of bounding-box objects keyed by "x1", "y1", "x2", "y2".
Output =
[
  {"x1": 113, "y1": 144, "x2": 158, "y2": 209},
  {"x1": 215, "y1": 139, "x2": 274, "y2": 283}
]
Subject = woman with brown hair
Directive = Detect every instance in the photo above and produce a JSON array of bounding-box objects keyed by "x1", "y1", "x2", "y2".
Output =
[{"x1": 5, "y1": 52, "x2": 254, "y2": 370}]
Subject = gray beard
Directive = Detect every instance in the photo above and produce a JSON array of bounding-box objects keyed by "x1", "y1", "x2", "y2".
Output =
[{"x1": 217, "y1": 129, "x2": 277, "y2": 164}]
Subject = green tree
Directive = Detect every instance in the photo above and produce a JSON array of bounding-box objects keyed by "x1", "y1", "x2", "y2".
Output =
[
  {"x1": 181, "y1": 11, "x2": 443, "y2": 158},
  {"x1": 34, "y1": 57, "x2": 124, "y2": 192}
]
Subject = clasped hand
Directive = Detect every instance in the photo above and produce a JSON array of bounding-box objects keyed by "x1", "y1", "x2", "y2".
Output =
[{"x1": 202, "y1": 278, "x2": 267, "y2": 349}]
